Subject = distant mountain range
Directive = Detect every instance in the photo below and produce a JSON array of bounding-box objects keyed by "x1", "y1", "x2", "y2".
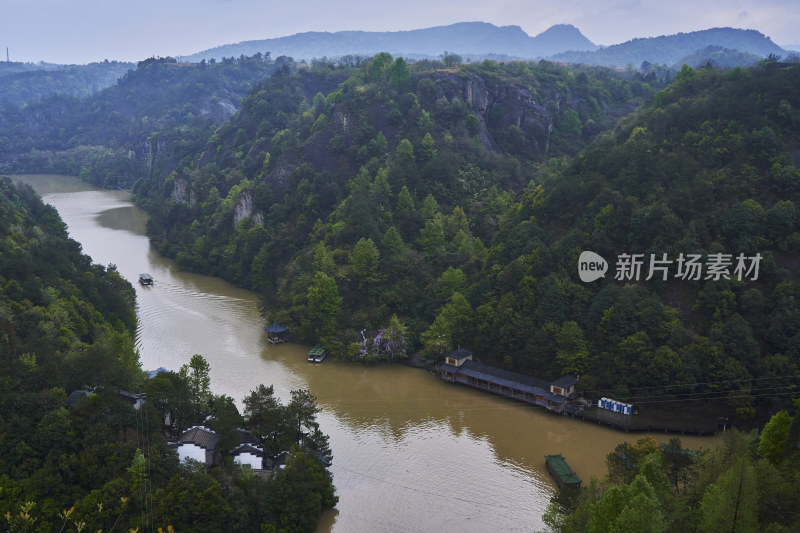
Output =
[
  {"x1": 181, "y1": 23, "x2": 792, "y2": 70},
  {"x1": 181, "y1": 22, "x2": 598, "y2": 62},
  {"x1": 552, "y1": 27, "x2": 789, "y2": 68}
]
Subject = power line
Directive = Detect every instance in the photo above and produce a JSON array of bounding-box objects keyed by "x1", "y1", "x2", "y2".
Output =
[
  {"x1": 575, "y1": 373, "x2": 800, "y2": 395},
  {"x1": 632, "y1": 388, "x2": 800, "y2": 405},
  {"x1": 620, "y1": 383, "x2": 800, "y2": 402}
]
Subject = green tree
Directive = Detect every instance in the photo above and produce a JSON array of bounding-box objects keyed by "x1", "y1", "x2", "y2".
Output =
[
  {"x1": 662, "y1": 437, "x2": 693, "y2": 493},
  {"x1": 288, "y1": 389, "x2": 321, "y2": 447},
  {"x1": 699, "y1": 458, "x2": 758, "y2": 533},
  {"x1": 585, "y1": 475, "x2": 665, "y2": 533},
  {"x1": 440, "y1": 51, "x2": 462, "y2": 67},
  {"x1": 242, "y1": 384, "x2": 288, "y2": 454},
  {"x1": 419, "y1": 215, "x2": 445, "y2": 258},
  {"x1": 420, "y1": 292, "x2": 472, "y2": 355},
  {"x1": 439, "y1": 267, "x2": 467, "y2": 300},
  {"x1": 369, "y1": 52, "x2": 393, "y2": 83},
  {"x1": 390, "y1": 57, "x2": 411, "y2": 91},
  {"x1": 419, "y1": 132, "x2": 438, "y2": 161},
  {"x1": 396, "y1": 185, "x2": 415, "y2": 212},
  {"x1": 312, "y1": 241, "x2": 336, "y2": 276},
  {"x1": 758, "y1": 410, "x2": 792, "y2": 465},
  {"x1": 382, "y1": 226, "x2": 404, "y2": 256},
  {"x1": 395, "y1": 138, "x2": 415, "y2": 164},
  {"x1": 556, "y1": 321, "x2": 590, "y2": 375},
  {"x1": 266, "y1": 449, "x2": 337, "y2": 532},
  {"x1": 180, "y1": 354, "x2": 212, "y2": 420},
  {"x1": 350, "y1": 237, "x2": 381, "y2": 291},
  {"x1": 208, "y1": 394, "x2": 244, "y2": 456},
  {"x1": 421, "y1": 193, "x2": 439, "y2": 220},
  {"x1": 304, "y1": 272, "x2": 342, "y2": 340},
  {"x1": 418, "y1": 110, "x2": 433, "y2": 133}
]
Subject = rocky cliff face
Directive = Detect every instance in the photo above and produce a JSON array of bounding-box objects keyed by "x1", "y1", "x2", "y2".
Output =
[
  {"x1": 425, "y1": 70, "x2": 555, "y2": 156},
  {"x1": 171, "y1": 173, "x2": 195, "y2": 204},
  {"x1": 128, "y1": 136, "x2": 173, "y2": 179},
  {"x1": 234, "y1": 191, "x2": 264, "y2": 226}
]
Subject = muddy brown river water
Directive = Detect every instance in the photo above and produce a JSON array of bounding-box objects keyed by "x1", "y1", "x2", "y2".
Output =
[{"x1": 16, "y1": 174, "x2": 722, "y2": 532}]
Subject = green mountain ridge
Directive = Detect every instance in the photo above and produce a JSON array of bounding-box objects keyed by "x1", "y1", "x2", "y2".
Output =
[{"x1": 0, "y1": 60, "x2": 135, "y2": 108}]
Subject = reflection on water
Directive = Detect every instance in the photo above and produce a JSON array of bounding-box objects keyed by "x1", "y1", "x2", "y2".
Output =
[{"x1": 15, "y1": 174, "x2": 723, "y2": 533}]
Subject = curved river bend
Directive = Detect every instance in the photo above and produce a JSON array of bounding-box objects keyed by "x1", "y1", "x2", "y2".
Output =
[{"x1": 17, "y1": 174, "x2": 721, "y2": 533}]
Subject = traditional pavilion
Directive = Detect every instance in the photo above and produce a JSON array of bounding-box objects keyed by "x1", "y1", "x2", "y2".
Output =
[{"x1": 264, "y1": 320, "x2": 289, "y2": 344}]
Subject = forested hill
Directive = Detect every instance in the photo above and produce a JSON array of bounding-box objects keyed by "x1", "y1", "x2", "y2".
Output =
[
  {"x1": 0, "y1": 60, "x2": 134, "y2": 107},
  {"x1": 137, "y1": 57, "x2": 800, "y2": 424},
  {"x1": 0, "y1": 177, "x2": 337, "y2": 531},
  {"x1": 136, "y1": 56, "x2": 645, "y2": 303},
  {"x1": 0, "y1": 55, "x2": 282, "y2": 188}
]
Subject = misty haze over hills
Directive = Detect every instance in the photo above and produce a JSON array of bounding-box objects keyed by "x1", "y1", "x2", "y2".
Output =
[
  {"x1": 180, "y1": 21, "x2": 791, "y2": 68},
  {"x1": 552, "y1": 27, "x2": 789, "y2": 68},
  {"x1": 180, "y1": 22, "x2": 599, "y2": 62},
  {"x1": 1, "y1": 21, "x2": 794, "y2": 108}
]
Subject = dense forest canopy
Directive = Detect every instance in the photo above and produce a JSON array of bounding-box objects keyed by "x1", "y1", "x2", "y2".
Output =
[
  {"x1": 0, "y1": 60, "x2": 134, "y2": 108},
  {"x1": 132, "y1": 57, "x2": 800, "y2": 425},
  {"x1": 2, "y1": 51, "x2": 799, "y2": 430},
  {"x1": 132, "y1": 55, "x2": 647, "y2": 351},
  {"x1": 0, "y1": 178, "x2": 336, "y2": 532},
  {"x1": 545, "y1": 408, "x2": 800, "y2": 532},
  {"x1": 0, "y1": 55, "x2": 286, "y2": 188},
  {"x1": 2, "y1": 39, "x2": 800, "y2": 530}
]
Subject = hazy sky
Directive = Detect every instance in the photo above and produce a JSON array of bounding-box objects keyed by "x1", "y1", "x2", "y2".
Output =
[{"x1": 2, "y1": 0, "x2": 798, "y2": 64}]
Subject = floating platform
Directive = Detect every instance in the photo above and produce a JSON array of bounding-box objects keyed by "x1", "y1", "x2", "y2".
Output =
[{"x1": 545, "y1": 454, "x2": 581, "y2": 488}]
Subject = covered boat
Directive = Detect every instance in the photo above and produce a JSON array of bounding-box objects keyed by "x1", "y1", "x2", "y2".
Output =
[
  {"x1": 545, "y1": 454, "x2": 581, "y2": 488},
  {"x1": 308, "y1": 345, "x2": 327, "y2": 363}
]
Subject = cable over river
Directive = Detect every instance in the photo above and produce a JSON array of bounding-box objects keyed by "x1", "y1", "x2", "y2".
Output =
[{"x1": 17, "y1": 174, "x2": 722, "y2": 533}]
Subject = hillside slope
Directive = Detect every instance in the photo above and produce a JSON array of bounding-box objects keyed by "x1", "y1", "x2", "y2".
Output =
[
  {"x1": 0, "y1": 60, "x2": 134, "y2": 107},
  {"x1": 139, "y1": 59, "x2": 800, "y2": 424},
  {"x1": 0, "y1": 55, "x2": 282, "y2": 188}
]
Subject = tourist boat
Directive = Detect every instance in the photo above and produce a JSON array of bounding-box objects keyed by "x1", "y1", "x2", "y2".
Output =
[
  {"x1": 545, "y1": 454, "x2": 581, "y2": 488},
  {"x1": 307, "y1": 345, "x2": 327, "y2": 363},
  {"x1": 139, "y1": 273, "x2": 154, "y2": 285}
]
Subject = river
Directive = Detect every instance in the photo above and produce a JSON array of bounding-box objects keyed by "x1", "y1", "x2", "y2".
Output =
[{"x1": 15, "y1": 174, "x2": 721, "y2": 532}]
